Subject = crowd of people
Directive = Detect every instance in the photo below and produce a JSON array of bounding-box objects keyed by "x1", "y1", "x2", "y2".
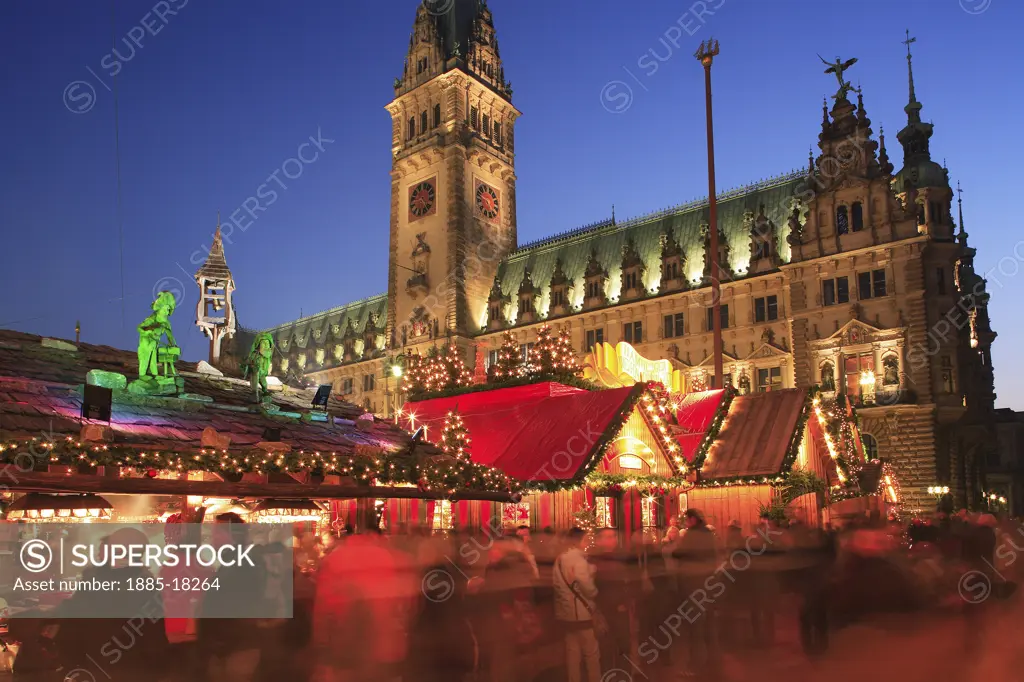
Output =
[{"x1": 6, "y1": 508, "x2": 1020, "y2": 682}]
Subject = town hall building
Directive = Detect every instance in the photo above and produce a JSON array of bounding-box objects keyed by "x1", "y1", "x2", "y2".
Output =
[{"x1": 203, "y1": 0, "x2": 998, "y2": 511}]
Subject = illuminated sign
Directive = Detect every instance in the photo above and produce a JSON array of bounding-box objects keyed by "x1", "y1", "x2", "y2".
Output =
[{"x1": 583, "y1": 342, "x2": 684, "y2": 393}]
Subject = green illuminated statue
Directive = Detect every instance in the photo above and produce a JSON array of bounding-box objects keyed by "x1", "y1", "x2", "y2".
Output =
[
  {"x1": 137, "y1": 291, "x2": 178, "y2": 377},
  {"x1": 243, "y1": 332, "x2": 275, "y2": 402},
  {"x1": 128, "y1": 291, "x2": 182, "y2": 395}
]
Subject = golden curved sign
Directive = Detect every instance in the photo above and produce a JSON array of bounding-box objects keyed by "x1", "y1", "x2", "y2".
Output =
[{"x1": 583, "y1": 341, "x2": 684, "y2": 393}]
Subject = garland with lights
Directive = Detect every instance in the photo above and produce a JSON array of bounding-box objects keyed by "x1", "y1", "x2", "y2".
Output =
[
  {"x1": 0, "y1": 437, "x2": 512, "y2": 495},
  {"x1": 488, "y1": 330, "x2": 524, "y2": 381},
  {"x1": 690, "y1": 385, "x2": 736, "y2": 471},
  {"x1": 585, "y1": 472, "x2": 688, "y2": 496},
  {"x1": 439, "y1": 409, "x2": 471, "y2": 462}
]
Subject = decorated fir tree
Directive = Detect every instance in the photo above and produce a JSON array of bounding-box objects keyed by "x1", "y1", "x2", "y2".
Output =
[
  {"x1": 489, "y1": 330, "x2": 524, "y2": 381},
  {"x1": 552, "y1": 328, "x2": 581, "y2": 375},
  {"x1": 416, "y1": 342, "x2": 473, "y2": 394},
  {"x1": 401, "y1": 352, "x2": 426, "y2": 395},
  {"x1": 525, "y1": 325, "x2": 557, "y2": 375},
  {"x1": 439, "y1": 408, "x2": 472, "y2": 461}
]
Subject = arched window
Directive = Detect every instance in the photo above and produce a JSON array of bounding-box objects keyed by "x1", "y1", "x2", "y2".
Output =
[
  {"x1": 420, "y1": 111, "x2": 428, "y2": 134},
  {"x1": 862, "y1": 433, "x2": 879, "y2": 460},
  {"x1": 836, "y1": 205, "x2": 849, "y2": 235},
  {"x1": 851, "y1": 202, "x2": 864, "y2": 232},
  {"x1": 408, "y1": 117, "x2": 415, "y2": 140},
  {"x1": 433, "y1": 103, "x2": 441, "y2": 128}
]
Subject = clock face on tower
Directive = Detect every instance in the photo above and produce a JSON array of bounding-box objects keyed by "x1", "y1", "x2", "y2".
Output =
[
  {"x1": 408, "y1": 178, "x2": 437, "y2": 221},
  {"x1": 475, "y1": 180, "x2": 500, "y2": 223}
]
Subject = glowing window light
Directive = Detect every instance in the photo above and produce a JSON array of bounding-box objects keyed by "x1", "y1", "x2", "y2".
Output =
[{"x1": 618, "y1": 455, "x2": 643, "y2": 470}]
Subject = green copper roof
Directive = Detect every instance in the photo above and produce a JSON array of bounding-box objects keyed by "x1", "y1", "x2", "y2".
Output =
[
  {"x1": 493, "y1": 170, "x2": 806, "y2": 324},
  {"x1": 262, "y1": 294, "x2": 388, "y2": 352}
]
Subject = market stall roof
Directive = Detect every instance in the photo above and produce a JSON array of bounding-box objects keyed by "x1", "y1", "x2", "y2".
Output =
[
  {"x1": 701, "y1": 389, "x2": 808, "y2": 479},
  {"x1": 0, "y1": 329, "x2": 411, "y2": 454},
  {"x1": 403, "y1": 382, "x2": 654, "y2": 482},
  {"x1": 0, "y1": 330, "x2": 516, "y2": 500},
  {"x1": 672, "y1": 389, "x2": 726, "y2": 463}
]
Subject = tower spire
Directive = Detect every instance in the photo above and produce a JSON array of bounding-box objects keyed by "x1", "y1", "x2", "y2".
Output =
[
  {"x1": 903, "y1": 30, "x2": 921, "y2": 123},
  {"x1": 956, "y1": 181, "x2": 969, "y2": 244}
]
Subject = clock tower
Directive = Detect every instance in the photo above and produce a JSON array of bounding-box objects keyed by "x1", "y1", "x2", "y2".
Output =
[{"x1": 385, "y1": 0, "x2": 520, "y2": 352}]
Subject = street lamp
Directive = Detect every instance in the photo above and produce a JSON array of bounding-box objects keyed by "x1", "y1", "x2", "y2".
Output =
[{"x1": 383, "y1": 354, "x2": 406, "y2": 421}]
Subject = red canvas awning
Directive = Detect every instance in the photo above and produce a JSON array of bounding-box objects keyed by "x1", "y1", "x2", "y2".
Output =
[
  {"x1": 402, "y1": 383, "x2": 642, "y2": 482},
  {"x1": 671, "y1": 389, "x2": 725, "y2": 463}
]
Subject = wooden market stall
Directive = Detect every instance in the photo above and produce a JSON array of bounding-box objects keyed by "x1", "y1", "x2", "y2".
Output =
[{"x1": 403, "y1": 381, "x2": 685, "y2": 539}]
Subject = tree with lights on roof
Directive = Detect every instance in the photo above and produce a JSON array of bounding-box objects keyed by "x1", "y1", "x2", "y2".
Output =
[
  {"x1": 404, "y1": 343, "x2": 472, "y2": 396},
  {"x1": 439, "y1": 408, "x2": 472, "y2": 462},
  {"x1": 525, "y1": 325, "x2": 580, "y2": 377},
  {"x1": 488, "y1": 330, "x2": 524, "y2": 381}
]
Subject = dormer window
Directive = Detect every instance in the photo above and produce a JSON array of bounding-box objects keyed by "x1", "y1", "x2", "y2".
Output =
[
  {"x1": 548, "y1": 258, "x2": 572, "y2": 318},
  {"x1": 660, "y1": 228, "x2": 685, "y2": 293},
  {"x1": 586, "y1": 281, "x2": 603, "y2": 299},
  {"x1": 619, "y1": 237, "x2": 646, "y2": 301},
  {"x1": 836, "y1": 206, "x2": 849, "y2": 235},
  {"x1": 583, "y1": 249, "x2": 609, "y2": 310},
  {"x1": 487, "y1": 275, "x2": 509, "y2": 331},
  {"x1": 517, "y1": 268, "x2": 538, "y2": 324},
  {"x1": 851, "y1": 202, "x2": 864, "y2": 232}
]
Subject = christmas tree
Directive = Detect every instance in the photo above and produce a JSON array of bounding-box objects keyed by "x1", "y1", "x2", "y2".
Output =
[
  {"x1": 439, "y1": 408, "x2": 471, "y2": 461},
  {"x1": 552, "y1": 328, "x2": 581, "y2": 375},
  {"x1": 489, "y1": 330, "x2": 524, "y2": 381},
  {"x1": 415, "y1": 342, "x2": 473, "y2": 394},
  {"x1": 525, "y1": 325, "x2": 557, "y2": 375},
  {"x1": 401, "y1": 352, "x2": 426, "y2": 394}
]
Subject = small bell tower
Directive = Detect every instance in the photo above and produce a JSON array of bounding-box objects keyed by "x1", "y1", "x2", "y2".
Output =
[{"x1": 194, "y1": 216, "x2": 236, "y2": 364}]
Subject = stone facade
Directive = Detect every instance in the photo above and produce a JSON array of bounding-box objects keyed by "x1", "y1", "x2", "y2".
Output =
[{"x1": 241, "y1": 3, "x2": 998, "y2": 511}]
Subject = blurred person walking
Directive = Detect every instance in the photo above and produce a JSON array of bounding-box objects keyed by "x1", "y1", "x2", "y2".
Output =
[{"x1": 553, "y1": 528, "x2": 602, "y2": 682}]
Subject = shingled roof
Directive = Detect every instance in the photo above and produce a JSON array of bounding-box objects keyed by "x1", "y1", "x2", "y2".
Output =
[
  {"x1": 0, "y1": 329, "x2": 411, "y2": 457},
  {"x1": 194, "y1": 225, "x2": 232, "y2": 281}
]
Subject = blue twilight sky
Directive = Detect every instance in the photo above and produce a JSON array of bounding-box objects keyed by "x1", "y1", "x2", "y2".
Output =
[{"x1": 1, "y1": 0, "x2": 1021, "y2": 408}]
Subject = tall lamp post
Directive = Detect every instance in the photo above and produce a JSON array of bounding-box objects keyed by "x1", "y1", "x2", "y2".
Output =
[{"x1": 695, "y1": 38, "x2": 724, "y2": 389}]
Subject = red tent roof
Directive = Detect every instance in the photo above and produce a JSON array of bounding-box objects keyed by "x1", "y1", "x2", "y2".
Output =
[
  {"x1": 672, "y1": 389, "x2": 726, "y2": 463},
  {"x1": 402, "y1": 382, "x2": 644, "y2": 482}
]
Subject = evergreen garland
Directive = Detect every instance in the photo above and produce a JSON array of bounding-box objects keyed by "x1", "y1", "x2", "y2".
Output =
[
  {"x1": 0, "y1": 437, "x2": 512, "y2": 494},
  {"x1": 690, "y1": 385, "x2": 737, "y2": 471}
]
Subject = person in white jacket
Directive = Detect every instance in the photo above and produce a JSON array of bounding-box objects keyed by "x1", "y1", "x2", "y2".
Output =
[{"x1": 553, "y1": 528, "x2": 601, "y2": 682}]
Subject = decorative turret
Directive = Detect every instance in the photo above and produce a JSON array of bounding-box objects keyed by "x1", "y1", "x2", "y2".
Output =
[
  {"x1": 194, "y1": 217, "x2": 236, "y2": 365},
  {"x1": 395, "y1": 0, "x2": 512, "y2": 100},
  {"x1": 893, "y1": 31, "x2": 949, "y2": 194}
]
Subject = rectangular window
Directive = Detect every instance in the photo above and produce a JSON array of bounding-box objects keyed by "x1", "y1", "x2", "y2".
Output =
[
  {"x1": 586, "y1": 280, "x2": 603, "y2": 300},
  {"x1": 941, "y1": 356, "x2": 956, "y2": 394},
  {"x1": 706, "y1": 304, "x2": 729, "y2": 331},
  {"x1": 824, "y1": 276, "x2": 849, "y2": 306},
  {"x1": 482, "y1": 114, "x2": 490, "y2": 137},
  {"x1": 585, "y1": 328, "x2": 604, "y2": 351},
  {"x1": 937, "y1": 267, "x2": 947, "y2": 295},
  {"x1": 502, "y1": 502, "x2": 530, "y2": 529},
  {"x1": 420, "y1": 111, "x2": 428, "y2": 135},
  {"x1": 873, "y1": 269, "x2": 887, "y2": 298},
  {"x1": 433, "y1": 103, "x2": 441, "y2": 128},
  {"x1": 551, "y1": 289, "x2": 565, "y2": 308},
  {"x1": 487, "y1": 350, "x2": 498, "y2": 370},
  {"x1": 664, "y1": 312, "x2": 684, "y2": 339},
  {"x1": 471, "y1": 107, "x2": 479, "y2": 130},
  {"x1": 858, "y1": 270, "x2": 887, "y2": 300},
  {"x1": 757, "y1": 367, "x2": 783, "y2": 392},
  {"x1": 844, "y1": 354, "x2": 874, "y2": 397},
  {"x1": 494, "y1": 122, "x2": 502, "y2": 146},
  {"x1": 363, "y1": 374, "x2": 375, "y2": 392},
  {"x1": 519, "y1": 342, "x2": 534, "y2": 363},
  {"x1": 754, "y1": 295, "x2": 778, "y2": 323},
  {"x1": 623, "y1": 321, "x2": 642, "y2": 344},
  {"x1": 342, "y1": 378, "x2": 353, "y2": 394},
  {"x1": 431, "y1": 500, "x2": 453, "y2": 531},
  {"x1": 595, "y1": 497, "x2": 615, "y2": 528},
  {"x1": 710, "y1": 373, "x2": 732, "y2": 389}
]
